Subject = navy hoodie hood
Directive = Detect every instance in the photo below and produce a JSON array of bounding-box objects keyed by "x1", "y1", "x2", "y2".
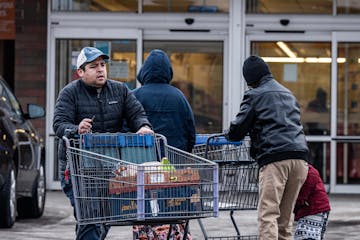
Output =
[{"x1": 137, "y1": 49, "x2": 173, "y2": 85}]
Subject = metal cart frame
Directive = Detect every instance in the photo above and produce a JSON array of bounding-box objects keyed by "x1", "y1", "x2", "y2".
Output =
[
  {"x1": 63, "y1": 132, "x2": 219, "y2": 240},
  {"x1": 193, "y1": 134, "x2": 259, "y2": 240}
]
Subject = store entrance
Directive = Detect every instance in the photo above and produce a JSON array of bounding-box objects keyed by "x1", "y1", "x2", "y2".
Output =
[{"x1": 248, "y1": 33, "x2": 360, "y2": 193}]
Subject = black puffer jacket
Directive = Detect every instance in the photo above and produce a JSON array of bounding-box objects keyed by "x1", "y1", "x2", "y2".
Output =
[
  {"x1": 226, "y1": 75, "x2": 309, "y2": 168},
  {"x1": 53, "y1": 79, "x2": 151, "y2": 173}
]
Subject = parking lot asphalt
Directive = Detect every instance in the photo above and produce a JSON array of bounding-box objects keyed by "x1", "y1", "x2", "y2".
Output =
[{"x1": 0, "y1": 191, "x2": 359, "y2": 239}]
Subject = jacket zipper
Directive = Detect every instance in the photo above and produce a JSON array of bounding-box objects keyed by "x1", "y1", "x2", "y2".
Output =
[{"x1": 97, "y1": 90, "x2": 105, "y2": 131}]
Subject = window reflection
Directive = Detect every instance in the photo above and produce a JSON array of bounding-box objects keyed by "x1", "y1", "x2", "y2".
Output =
[
  {"x1": 52, "y1": 0, "x2": 138, "y2": 12},
  {"x1": 143, "y1": 41, "x2": 223, "y2": 134},
  {"x1": 337, "y1": 0, "x2": 360, "y2": 14},
  {"x1": 250, "y1": 41, "x2": 331, "y2": 136},
  {"x1": 336, "y1": 142, "x2": 360, "y2": 184},
  {"x1": 246, "y1": 0, "x2": 332, "y2": 14},
  {"x1": 51, "y1": 0, "x2": 228, "y2": 13},
  {"x1": 337, "y1": 42, "x2": 360, "y2": 136},
  {"x1": 143, "y1": 0, "x2": 228, "y2": 13},
  {"x1": 308, "y1": 142, "x2": 330, "y2": 183},
  {"x1": 51, "y1": 0, "x2": 360, "y2": 14},
  {"x1": 0, "y1": 84, "x2": 12, "y2": 112}
]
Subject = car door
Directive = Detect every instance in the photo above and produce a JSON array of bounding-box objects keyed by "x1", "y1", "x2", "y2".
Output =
[{"x1": 1, "y1": 81, "x2": 37, "y2": 192}]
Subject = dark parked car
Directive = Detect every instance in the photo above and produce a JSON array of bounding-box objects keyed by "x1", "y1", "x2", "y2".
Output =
[{"x1": 0, "y1": 76, "x2": 46, "y2": 228}]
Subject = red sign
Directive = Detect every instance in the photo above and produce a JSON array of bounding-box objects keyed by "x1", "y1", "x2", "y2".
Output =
[{"x1": 0, "y1": 0, "x2": 15, "y2": 39}]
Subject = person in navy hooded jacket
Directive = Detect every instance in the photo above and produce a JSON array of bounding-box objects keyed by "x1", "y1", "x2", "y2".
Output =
[
  {"x1": 134, "y1": 49, "x2": 196, "y2": 153},
  {"x1": 132, "y1": 49, "x2": 195, "y2": 239}
]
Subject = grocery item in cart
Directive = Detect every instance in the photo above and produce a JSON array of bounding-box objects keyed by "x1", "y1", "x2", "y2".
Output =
[{"x1": 109, "y1": 167, "x2": 201, "y2": 218}]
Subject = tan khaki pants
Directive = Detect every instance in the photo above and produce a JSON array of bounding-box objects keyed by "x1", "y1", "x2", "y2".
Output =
[{"x1": 258, "y1": 159, "x2": 308, "y2": 240}]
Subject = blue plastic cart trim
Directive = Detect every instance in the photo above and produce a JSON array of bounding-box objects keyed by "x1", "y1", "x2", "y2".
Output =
[
  {"x1": 81, "y1": 134, "x2": 155, "y2": 148},
  {"x1": 195, "y1": 134, "x2": 242, "y2": 146}
]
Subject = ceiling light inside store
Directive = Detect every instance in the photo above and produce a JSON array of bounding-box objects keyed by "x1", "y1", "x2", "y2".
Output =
[
  {"x1": 262, "y1": 57, "x2": 304, "y2": 63},
  {"x1": 268, "y1": 41, "x2": 351, "y2": 63},
  {"x1": 276, "y1": 41, "x2": 297, "y2": 58},
  {"x1": 262, "y1": 57, "x2": 346, "y2": 63}
]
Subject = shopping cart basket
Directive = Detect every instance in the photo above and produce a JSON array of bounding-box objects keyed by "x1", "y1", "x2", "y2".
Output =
[
  {"x1": 63, "y1": 132, "x2": 219, "y2": 239},
  {"x1": 193, "y1": 133, "x2": 259, "y2": 240}
]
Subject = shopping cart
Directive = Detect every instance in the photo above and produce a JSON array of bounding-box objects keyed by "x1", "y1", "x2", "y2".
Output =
[
  {"x1": 193, "y1": 133, "x2": 259, "y2": 240},
  {"x1": 63, "y1": 132, "x2": 219, "y2": 240}
]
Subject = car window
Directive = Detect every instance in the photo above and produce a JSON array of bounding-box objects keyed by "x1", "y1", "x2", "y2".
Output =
[
  {"x1": 0, "y1": 83, "x2": 13, "y2": 112},
  {"x1": 0, "y1": 81, "x2": 23, "y2": 116}
]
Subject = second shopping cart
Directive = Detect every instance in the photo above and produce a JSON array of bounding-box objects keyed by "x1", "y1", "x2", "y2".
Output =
[{"x1": 193, "y1": 133, "x2": 259, "y2": 240}]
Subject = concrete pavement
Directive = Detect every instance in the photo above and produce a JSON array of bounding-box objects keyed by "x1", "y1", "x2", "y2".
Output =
[{"x1": 0, "y1": 191, "x2": 359, "y2": 239}]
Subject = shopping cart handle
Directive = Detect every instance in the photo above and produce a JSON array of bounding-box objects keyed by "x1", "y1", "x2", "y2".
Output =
[
  {"x1": 64, "y1": 129, "x2": 79, "y2": 139},
  {"x1": 215, "y1": 160, "x2": 256, "y2": 166},
  {"x1": 206, "y1": 133, "x2": 242, "y2": 146}
]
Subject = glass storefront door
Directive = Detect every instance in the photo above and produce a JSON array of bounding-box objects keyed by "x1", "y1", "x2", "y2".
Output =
[
  {"x1": 247, "y1": 36, "x2": 331, "y2": 183},
  {"x1": 46, "y1": 29, "x2": 142, "y2": 188},
  {"x1": 248, "y1": 33, "x2": 360, "y2": 192},
  {"x1": 333, "y1": 32, "x2": 360, "y2": 189},
  {"x1": 143, "y1": 40, "x2": 224, "y2": 134}
]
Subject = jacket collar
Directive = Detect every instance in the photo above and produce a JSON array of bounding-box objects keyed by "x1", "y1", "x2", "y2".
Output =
[
  {"x1": 80, "y1": 79, "x2": 107, "y2": 94},
  {"x1": 256, "y1": 74, "x2": 273, "y2": 87}
]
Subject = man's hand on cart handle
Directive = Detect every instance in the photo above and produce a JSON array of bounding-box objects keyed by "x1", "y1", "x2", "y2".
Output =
[
  {"x1": 78, "y1": 116, "x2": 94, "y2": 134},
  {"x1": 136, "y1": 125, "x2": 154, "y2": 135}
]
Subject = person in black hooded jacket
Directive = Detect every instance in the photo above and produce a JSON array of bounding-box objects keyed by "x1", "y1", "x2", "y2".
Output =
[
  {"x1": 134, "y1": 49, "x2": 195, "y2": 153},
  {"x1": 225, "y1": 55, "x2": 309, "y2": 240}
]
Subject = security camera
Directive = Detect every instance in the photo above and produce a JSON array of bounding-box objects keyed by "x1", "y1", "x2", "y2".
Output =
[
  {"x1": 185, "y1": 18, "x2": 195, "y2": 25},
  {"x1": 280, "y1": 19, "x2": 290, "y2": 26}
]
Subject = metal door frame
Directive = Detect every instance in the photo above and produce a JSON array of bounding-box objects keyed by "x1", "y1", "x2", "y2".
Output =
[{"x1": 331, "y1": 32, "x2": 360, "y2": 193}]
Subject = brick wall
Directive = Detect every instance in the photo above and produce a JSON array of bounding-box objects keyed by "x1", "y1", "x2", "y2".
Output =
[{"x1": 14, "y1": 0, "x2": 47, "y2": 138}]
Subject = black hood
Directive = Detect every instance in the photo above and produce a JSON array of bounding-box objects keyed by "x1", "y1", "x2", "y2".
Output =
[{"x1": 137, "y1": 49, "x2": 173, "y2": 85}]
